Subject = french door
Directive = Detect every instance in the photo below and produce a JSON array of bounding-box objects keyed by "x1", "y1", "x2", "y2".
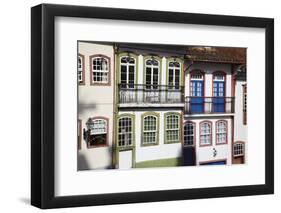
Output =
[
  {"x1": 213, "y1": 81, "x2": 225, "y2": 112},
  {"x1": 190, "y1": 80, "x2": 204, "y2": 113}
]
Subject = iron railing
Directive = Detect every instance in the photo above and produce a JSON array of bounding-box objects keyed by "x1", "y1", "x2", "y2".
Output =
[
  {"x1": 118, "y1": 84, "x2": 184, "y2": 104},
  {"x1": 185, "y1": 96, "x2": 235, "y2": 114}
]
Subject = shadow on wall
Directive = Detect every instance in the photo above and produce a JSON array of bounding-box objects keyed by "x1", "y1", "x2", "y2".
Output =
[
  {"x1": 78, "y1": 102, "x2": 97, "y2": 114},
  {"x1": 77, "y1": 146, "x2": 114, "y2": 171},
  {"x1": 77, "y1": 152, "x2": 90, "y2": 171}
]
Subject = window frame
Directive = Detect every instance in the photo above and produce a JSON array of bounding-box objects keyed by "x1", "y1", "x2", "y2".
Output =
[
  {"x1": 166, "y1": 58, "x2": 183, "y2": 89},
  {"x1": 143, "y1": 56, "x2": 162, "y2": 87},
  {"x1": 89, "y1": 54, "x2": 111, "y2": 86},
  {"x1": 183, "y1": 121, "x2": 196, "y2": 147},
  {"x1": 78, "y1": 54, "x2": 85, "y2": 85},
  {"x1": 117, "y1": 114, "x2": 135, "y2": 148},
  {"x1": 141, "y1": 112, "x2": 160, "y2": 146},
  {"x1": 212, "y1": 71, "x2": 226, "y2": 97},
  {"x1": 215, "y1": 120, "x2": 228, "y2": 145},
  {"x1": 199, "y1": 121, "x2": 212, "y2": 147},
  {"x1": 189, "y1": 69, "x2": 205, "y2": 97},
  {"x1": 164, "y1": 112, "x2": 181, "y2": 144},
  {"x1": 233, "y1": 141, "x2": 245, "y2": 157},
  {"x1": 86, "y1": 116, "x2": 109, "y2": 148},
  {"x1": 119, "y1": 53, "x2": 138, "y2": 88}
]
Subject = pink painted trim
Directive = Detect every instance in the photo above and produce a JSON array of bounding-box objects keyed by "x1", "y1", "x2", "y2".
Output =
[
  {"x1": 86, "y1": 116, "x2": 109, "y2": 148},
  {"x1": 78, "y1": 54, "x2": 85, "y2": 85}
]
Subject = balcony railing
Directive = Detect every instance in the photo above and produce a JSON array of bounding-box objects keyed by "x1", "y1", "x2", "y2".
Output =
[
  {"x1": 118, "y1": 84, "x2": 184, "y2": 104},
  {"x1": 185, "y1": 96, "x2": 235, "y2": 114}
]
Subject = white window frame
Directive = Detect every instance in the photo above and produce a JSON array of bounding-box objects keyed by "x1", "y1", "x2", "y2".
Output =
[
  {"x1": 89, "y1": 119, "x2": 107, "y2": 135},
  {"x1": 142, "y1": 115, "x2": 158, "y2": 145},
  {"x1": 166, "y1": 114, "x2": 180, "y2": 143},
  {"x1": 120, "y1": 56, "x2": 136, "y2": 87},
  {"x1": 118, "y1": 117, "x2": 133, "y2": 147},
  {"x1": 145, "y1": 58, "x2": 159, "y2": 86},
  {"x1": 168, "y1": 61, "x2": 181, "y2": 89},
  {"x1": 92, "y1": 56, "x2": 109, "y2": 84},
  {"x1": 216, "y1": 120, "x2": 227, "y2": 144},
  {"x1": 200, "y1": 121, "x2": 212, "y2": 146}
]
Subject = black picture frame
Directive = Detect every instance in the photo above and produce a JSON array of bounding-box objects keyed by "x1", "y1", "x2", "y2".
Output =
[{"x1": 31, "y1": 3, "x2": 274, "y2": 209}]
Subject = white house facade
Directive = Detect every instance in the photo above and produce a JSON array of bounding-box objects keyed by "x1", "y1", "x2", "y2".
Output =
[{"x1": 78, "y1": 42, "x2": 115, "y2": 170}]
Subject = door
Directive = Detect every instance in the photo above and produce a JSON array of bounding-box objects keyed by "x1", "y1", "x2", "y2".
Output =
[
  {"x1": 118, "y1": 150, "x2": 133, "y2": 169},
  {"x1": 190, "y1": 80, "x2": 204, "y2": 113},
  {"x1": 213, "y1": 81, "x2": 225, "y2": 112}
]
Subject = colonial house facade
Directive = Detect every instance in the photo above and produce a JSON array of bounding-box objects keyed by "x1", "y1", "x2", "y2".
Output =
[{"x1": 78, "y1": 42, "x2": 247, "y2": 170}]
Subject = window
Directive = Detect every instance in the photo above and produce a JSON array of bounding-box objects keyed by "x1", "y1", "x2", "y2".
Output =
[
  {"x1": 86, "y1": 118, "x2": 108, "y2": 147},
  {"x1": 234, "y1": 142, "x2": 244, "y2": 156},
  {"x1": 91, "y1": 56, "x2": 110, "y2": 84},
  {"x1": 78, "y1": 54, "x2": 84, "y2": 84},
  {"x1": 165, "y1": 113, "x2": 180, "y2": 143},
  {"x1": 184, "y1": 122, "x2": 195, "y2": 146},
  {"x1": 200, "y1": 121, "x2": 212, "y2": 146},
  {"x1": 190, "y1": 73, "x2": 204, "y2": 97},
  {"x1": 145, "y1": 58, "x2": 159, "y2": 88},
  {"x1": 213, "y1": 73, "x2": 225, "y2": 97},
  {"x1": 120, "y1": 56, "x2": 136, "y2": 88},
  {"x1": 118, "y1": 116, "x2": 133, "y2": 147},
  {"x1": 216, "y1": 120, "x2": 227, "y2": 144},
  {"x1": 142, "y1": 114, "x2": 158, "y2": 145},
  {"x1": 243, "y1": 84, "x2": 247, "y2": 125},
  {"x1": 168, "y1": 61, "x2": 181, "y2": 89}
]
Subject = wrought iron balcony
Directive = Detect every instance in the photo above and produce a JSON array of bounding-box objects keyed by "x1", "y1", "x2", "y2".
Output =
[
  {"x1": 185, "y1": 96, "x2": 235, "y2": 114},
  {"x1": 118, "y1": 84, "x2": 184, "y2": 105}
]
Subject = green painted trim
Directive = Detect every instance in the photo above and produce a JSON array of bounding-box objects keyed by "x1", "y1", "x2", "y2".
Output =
[
  {"x1": 143, "y1": 55, "x2": 162, "y2": 85},
  {"x1": 165, "y1": 57, "x2": 184, "y2": 86},
  {"x1": 141, "y1": 111, "x2": 160, "y2": 147},
  {"x1": 164, "y1": 112, "x2": 182, "y2": 144},
  {"x1": 115, "y1": 113, "x2": 136, "y2": 168},
  {"x1": 135, "y1": 157, "x2": 182, "y2": 168}
]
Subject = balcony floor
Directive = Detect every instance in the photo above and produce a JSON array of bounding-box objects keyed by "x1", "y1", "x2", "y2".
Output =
[{"x1": 118, "y1": 103, "x2": 185, "y2": 108}]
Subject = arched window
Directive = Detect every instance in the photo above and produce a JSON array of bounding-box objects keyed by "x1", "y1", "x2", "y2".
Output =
[
  {"x1": 86, "y1": 118, "x2": 108, "y2": 147},
  {"x1": 78, "y1": 54, "x2": 84, "y2": 84},
  {"x1": 145, "y1": 58, "x2": 159, "y2": 88},
  {"x1": 120, "y1": 56, "x2": 136, "y2": 88},
  {"x1": 184, "y1": 122, "x2": 195, "y2": 146},
  {"x1": 234, "y1": 142, "x2": 245, "y2": 156},
  {"x1": 118, "y1": 116, "x2": 133, "y2": 147},
  {"x1": 142, "y1": 115, "x2": 158, "y2": 145},
  {"x1": 216, "y1": 120, "x2": 227, "y2": 144},
  {"x1": 200, "y1": 121, "x2": 212, "y2": 146},
  {"x1": 165, "y1": 113, "x2": 180, "y2": 143},
  {"x1": 91, "y1": 56, "x2": 109, "y2": 84},
  {"x1": 213, "y1": 72, "x2": 225, "y2": 96},
  {"x1": 168, "y1": 61, "x2": 181, "y2": 89}
]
